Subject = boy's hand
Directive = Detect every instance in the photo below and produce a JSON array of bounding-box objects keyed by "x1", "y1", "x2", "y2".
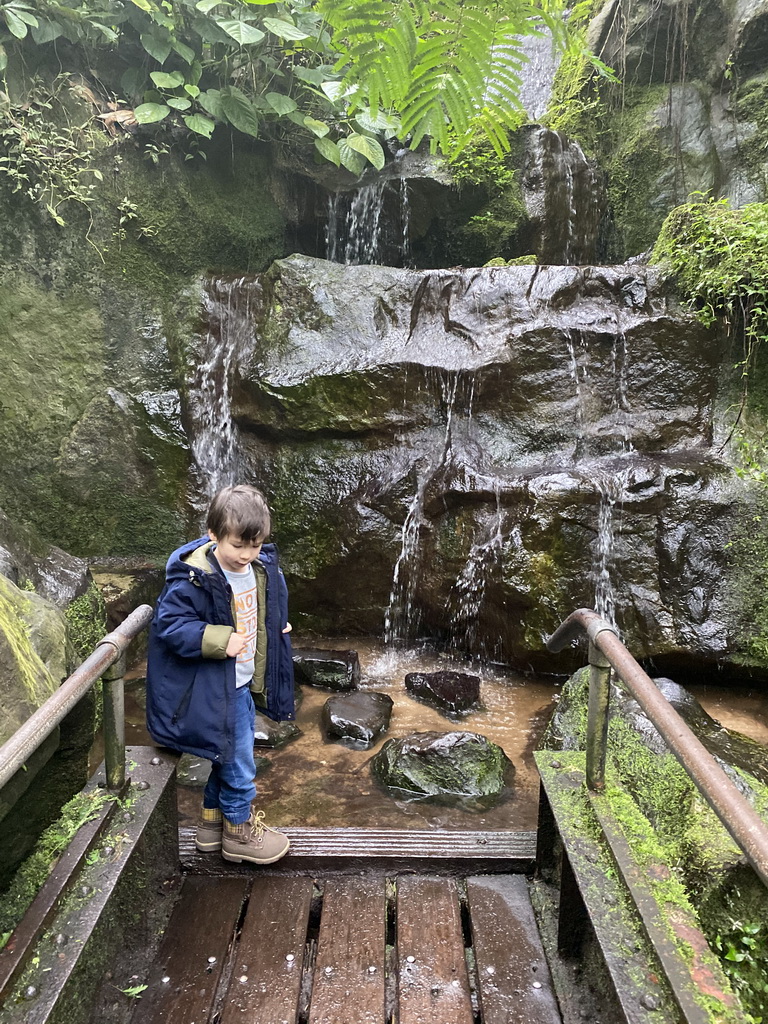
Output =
[
  {"x1": 226, "y1": 632, "x2": 247, "y2": 657},
  {"x1": 282, "y1": 621, "x2": 292, "y2": 634}
]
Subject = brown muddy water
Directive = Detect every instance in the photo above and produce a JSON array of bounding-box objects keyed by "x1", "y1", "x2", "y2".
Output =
[{"x1": 96, "y1": 638, "x2": 768, "y2": 835}]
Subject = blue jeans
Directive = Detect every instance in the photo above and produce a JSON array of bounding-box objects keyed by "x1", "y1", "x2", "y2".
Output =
[{"x1": 203, "y1": 684, "x2": 256, "y2": 824}]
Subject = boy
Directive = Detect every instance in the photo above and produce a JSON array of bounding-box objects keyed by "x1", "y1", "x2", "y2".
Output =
[{"x1": 146, "y1": 484, "x2": 295, "y2": 865}]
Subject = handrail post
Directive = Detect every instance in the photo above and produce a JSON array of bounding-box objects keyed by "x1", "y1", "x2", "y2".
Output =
[
  {"x1": 101, "y1": 652, "x2": 126, "y2": 790},
  {"x1": 586, "y1": 641, "x2": 611, "y2": 792}
]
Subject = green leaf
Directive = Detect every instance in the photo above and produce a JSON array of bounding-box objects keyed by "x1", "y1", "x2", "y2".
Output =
[
  {"x1": 337, "y1": 137, "x2": 366, "y2": 176},
  {"x1": 217, "y1": 19, "x2": 265, "y2": 45},
  {"x1": 134, "y1": 102, "x2": 171, "y2": 124},
  {"x1": 346, "y1": 133, "x2": 385, "y2": 170},
  {"x1": 140, "y1": 32, "x2": 172, "y2": 64},
  {"x1": 196, "y1": 0, "x2": 228, "y2": 10},
  {"x1": 265, "y1": 92, "x2": 297, "y2": 116},
  {"x1": 4, "y1": 10, "x2": 29, "y2": 38},
  {"x1": 150, "y1": 71, "x2": 185, "y2": 89},
  {"x1": 173, "y1": 40, "x2": 196, "y2": 65},
  {"x1": 263, "y1": 17, "x2": 309, "y2": 41},
  {"x1": 183, "y1": 113, "x2": 216, "y2": 138},
  {"x1": 294, "y1": 66, "x2": 328, "y2": 86},
  {"x1": 184, "y1": 84, "x2": 201, "y2": 98},
  {"x1": 321, "y1": 81, "x2": 345, "y2": 103},
  {"x1": 219, "y1": 87, "x2": 260, "y2": 137},
  {"x1": 121, "y1": 67, "x2": 148, "y2": 98},
  {"x1": 0, "y1": 45, "x2": 7, "y2": 72},
  {"x1": 198, "y1": 89, "x2": 223, "y2": 119},
  {"x1": 128, "y1": 0, "x2": 152, "y2": 10},
  {"x1": 31, "y1": 19, "x2": 63, "y2": 43},
  {"x1": 92, "y1": 23, "x2": 119, "y2": 43},
  {"x1": 167, "y1": 96, "x2": 192, "y2": 110},
  {"x1": 9, "y1": 8, "x2": 38, "y2": 27},
  {"x1": 304, "y1": 117, "x2": 330, "y2": 138},
  {"x1": 314, "y1": 136, "x2": 340, "y2": 167}
]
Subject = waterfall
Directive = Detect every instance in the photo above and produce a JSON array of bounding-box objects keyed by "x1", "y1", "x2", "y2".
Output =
[
  {"x1": 449, "y1": 489, "x2": 505, "y2": 653},
  {"x1": 522, "y1": 127, "x2": 606, "y2": 264},
  {"x1": 187, "y1": 276, "x2": 260, "y2": 502},
  {"x1": 326, "y1": 176, "x2": 411, "y2": 267},
  {"x1": 563, "y1": 314, "x2": 635, "y2": 628},
  {"x1": 384, "y1": 370, "x2": 466, "y2": 644}
]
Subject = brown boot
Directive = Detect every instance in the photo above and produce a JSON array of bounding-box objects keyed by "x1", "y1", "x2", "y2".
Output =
[
  {"x1": 222, "y1": 809, "x2": 290, "y2": 865},
  {"x1": 195, "y1": 807, "x2": 223, "y2": 852}
]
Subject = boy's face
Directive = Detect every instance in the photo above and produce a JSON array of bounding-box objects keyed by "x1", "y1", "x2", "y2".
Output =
[{"x1": 208, "y1": 531, "x2": 263, "y2": 573}]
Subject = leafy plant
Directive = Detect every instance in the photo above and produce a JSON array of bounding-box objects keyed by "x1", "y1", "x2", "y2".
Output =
[
  {"x1": 0, "y1": 75, "x2": 106, "y2": 224},
  {"x1": 1, "y1": 0, "x2": 598, "y2": 179},
  {"x1": 714, "y1": 919, "x2": 768, "y2": 1022},
  {"x1": 653, "y1": 197, "x2": 768, "y2": 376}
]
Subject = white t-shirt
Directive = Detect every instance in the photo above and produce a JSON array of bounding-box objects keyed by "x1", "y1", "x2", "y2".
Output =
[{"x1": 222, "y1": 565, "x2": 258, "y2": 688}]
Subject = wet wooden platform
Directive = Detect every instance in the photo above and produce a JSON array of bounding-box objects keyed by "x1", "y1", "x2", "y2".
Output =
[{"x1": 129, "y1": 868, "x2": 561, "y2": 1024}]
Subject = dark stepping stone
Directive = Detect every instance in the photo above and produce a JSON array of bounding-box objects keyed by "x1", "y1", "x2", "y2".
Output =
[
  {"x1": 293, "y1": 649, "x2": 361, "y2": 690},
  {"x1": 405, "y1": 670, "x2": 481, "y2": 714},
  {"x1": 254, "y1": 711, "x2": 301, "y2": 748},
  {"x1": 322, "y1": 691, "x2": 394, "y2": 748}
]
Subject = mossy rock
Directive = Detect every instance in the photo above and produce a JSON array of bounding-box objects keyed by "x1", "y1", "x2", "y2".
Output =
[
  {"x1": 0, "y1": 574, "x2": 68, "y2": 746},
  {"x1": 372, "y1": 730, "x2": 513, "y2": 801}
]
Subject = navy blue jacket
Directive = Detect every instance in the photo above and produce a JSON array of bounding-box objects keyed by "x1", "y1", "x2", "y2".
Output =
[{"x1": 146, "y1": 536, "x2": 295, "y2": 764}]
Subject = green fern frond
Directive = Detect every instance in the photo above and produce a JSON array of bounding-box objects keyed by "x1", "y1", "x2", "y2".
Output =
[{"x1": 318, "y1": 0, "x2": 578, "y2": 160}]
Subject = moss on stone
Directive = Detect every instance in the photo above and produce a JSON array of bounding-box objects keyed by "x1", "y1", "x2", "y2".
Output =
[
  {"x1": 65, "y1": 584, "x2": 108, "y2": 665},
  {"x1": 0, "y1": 787, "x2": 116, "y2": 945},
  {"x1": 0, "y1": 575, "x2": 58, "y2": 715}
]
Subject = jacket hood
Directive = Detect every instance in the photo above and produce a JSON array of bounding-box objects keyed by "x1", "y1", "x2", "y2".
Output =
[{"x1": 164, "y1": 536, "x2": 279, "y2": 584}]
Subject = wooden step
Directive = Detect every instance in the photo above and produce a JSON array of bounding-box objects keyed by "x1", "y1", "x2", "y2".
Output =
[{"x1": 179, "y1": 825, "x2": 536, "y2": 873}]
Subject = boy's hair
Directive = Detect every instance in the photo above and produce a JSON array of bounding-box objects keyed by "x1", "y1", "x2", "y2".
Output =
[{"x1": 206, "y1": 484, "x2": 271, "y2": 543}]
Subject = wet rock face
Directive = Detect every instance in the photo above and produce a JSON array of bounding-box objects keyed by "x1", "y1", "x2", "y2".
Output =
[
  {"x1": 405, "y1": 671, "x2": 481, "y2": 715},
  {"x1": 292, "y1": 649, "x2": 361, "y2": 691},
  {"x1": 0, "y1": 507, "x2": 90, "y2": 608},
  {"x1": 227, "y1": 255, "x2": 745, "y2": 672},
  {"x1": 371, "y1": 731, "x2": 512, "y2": 800},
  {"x1": 321, "y1": 691, "x2": 394, "y2": 748}
]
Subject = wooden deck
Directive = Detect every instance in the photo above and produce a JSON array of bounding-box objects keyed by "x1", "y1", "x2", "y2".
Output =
[{"x1": 129, "y1": 866, "x2": 562, "y2": 1024}]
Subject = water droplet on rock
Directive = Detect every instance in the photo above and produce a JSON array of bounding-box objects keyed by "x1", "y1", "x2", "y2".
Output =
[
  {"x1": 55, "y1": 934, "x2": 68, "y2": 946},
  {"x1": 486, "y1": 966, "x2": 495, "y2": 975},
  {"x1": 239, "y1": 975, "x2": 248, "y2": 984},
  {"x1": 533, "y1": 981, "x2": 542, "y2": 989},
  {"x1": 80, "y1": 885, "x2": 93, "y2": 897},
  {"x1": 285, "y1": 953, "x2": 295, "y2": 962},
  {"x1": 207, "y1": 957, "x2": 216, "y2": 964},
  {"x1": 151, "y1": 757, "x2": 161, "y2": 765},
  {"x1": 640, "y1": 994, "x2": 660, "y2": 1010},
  {"x1": 162, "y1": 976, "x2": 170, "y2": 984},
  {"x1": 136, "y1": 781, "x2": 150, "y2": 791},
  {"x1": 406, "y1": 955, "x2": 415, "y2": 963},
  {"x1": 25, "y1": 985, "x2": 38, "y2": 999}
]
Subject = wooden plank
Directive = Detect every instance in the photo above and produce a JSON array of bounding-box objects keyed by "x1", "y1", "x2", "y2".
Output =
[
  {"x1": 396, "y1": 876, "x2": 473, "y2": 1024},
  {"x1": 467, "y1": 875, "x2": 562, "y2": 1024},
  {"x1": 220, "y1": 876, "x2": 314, "y2": 1024},
  {"x1": 308, "y1": 878, "x2": 387, "y2": 1024},
  {"x1": 131, "y1": 876, "x2": 248, "y2": 1024},
  {"x1": 179, "y1": 826, "x2": 536, "y2": 872}
]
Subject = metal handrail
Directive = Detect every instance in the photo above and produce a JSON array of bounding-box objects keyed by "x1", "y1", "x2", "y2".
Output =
[
  {"x1": 547, "y1": 608, "x2": 768, "y2": 890},
  {"x1": 0, "y1": 604, "x2": 154, "y2": 793}
]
